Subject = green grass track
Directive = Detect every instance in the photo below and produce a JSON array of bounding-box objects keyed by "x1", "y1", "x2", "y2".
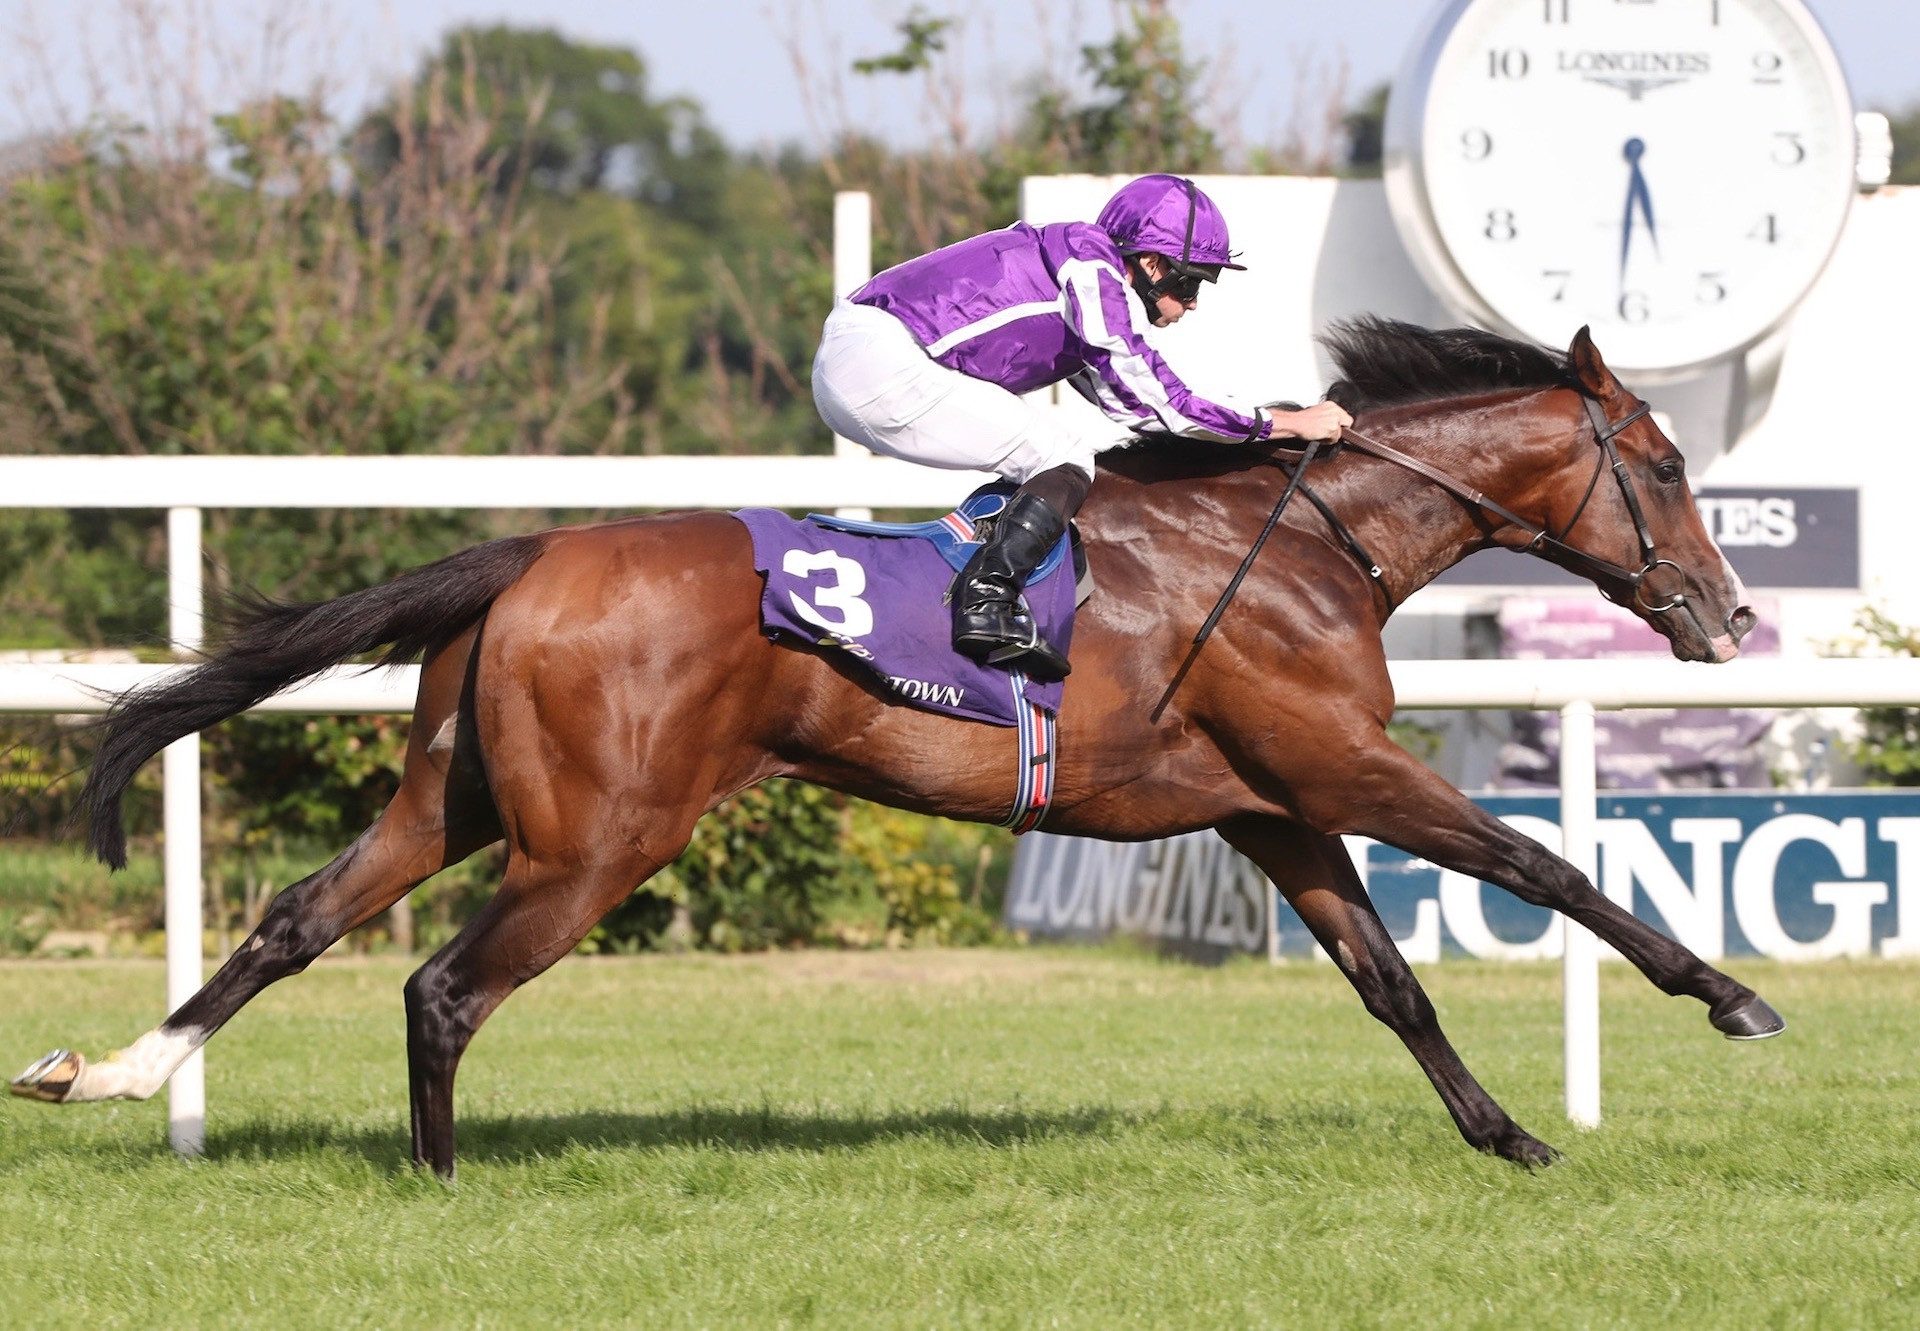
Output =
[{"x1": 2, "y1": 951, "x2": 1915, "y2": 1328}]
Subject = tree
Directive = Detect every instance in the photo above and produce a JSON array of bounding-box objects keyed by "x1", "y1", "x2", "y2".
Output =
[
  {"x1": 1049, "y1": 0, "x2": 1220, "y2": 174},
  {"x1": 362, "y1": 25, "x2": 732, "y2": 228},
  {"x1": 1881, "y1": 102, "x2": 1920, "y2": 186},
  {"x1": 0, "y1": 68, "x2": 629, "y2": 862},
  {"x1": 358, "y1": 26, "x2": 832, "y2": 457},
  {"x1": 1342, "y1": 83, "x2": 1391, "y2": 178}
]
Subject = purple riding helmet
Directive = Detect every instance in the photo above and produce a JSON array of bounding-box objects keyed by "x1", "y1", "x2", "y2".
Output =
[{"x1": 1095, "y1": 174, "x2": 1246, "y2": 304}]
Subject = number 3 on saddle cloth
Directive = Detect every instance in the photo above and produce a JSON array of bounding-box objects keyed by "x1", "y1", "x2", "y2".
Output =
[{"x1": 732, "y1": 485, "x2": 1087, "y2": 832}]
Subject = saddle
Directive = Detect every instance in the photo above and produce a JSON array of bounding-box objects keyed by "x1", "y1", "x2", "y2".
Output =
[
  {"x1": 733, "y1": 485, "x2": 1086, "y2": 727},
  {"x1": 809, "y1": 489, "x2": 1092, "y2": 603}
]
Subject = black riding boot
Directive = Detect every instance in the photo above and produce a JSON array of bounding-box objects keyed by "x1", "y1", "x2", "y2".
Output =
[{"x1": 952, "y1": 491, "x2": 1073, "y2": 680}]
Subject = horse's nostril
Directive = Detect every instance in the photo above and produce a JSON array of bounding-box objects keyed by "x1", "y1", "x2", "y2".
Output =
[{"x1": 1728, "y1": 606, "x2": 1757, "y2": 642}]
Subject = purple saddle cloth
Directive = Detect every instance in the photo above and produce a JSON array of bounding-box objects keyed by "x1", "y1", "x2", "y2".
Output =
[{"x1": 733, "y1": 485, "x2": 1076, "y2": 726}]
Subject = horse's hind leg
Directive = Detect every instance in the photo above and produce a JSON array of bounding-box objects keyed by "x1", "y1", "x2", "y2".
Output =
[
  {"x1": 12, "y1": 631, "x2": 497, "y2": 1107},
  {"x1": 403, "y1": 829, "x2": 694, "y2": 1179},
  {"x1": 1219, "y1": 814, "x2": 1557, "y2": 1167}
]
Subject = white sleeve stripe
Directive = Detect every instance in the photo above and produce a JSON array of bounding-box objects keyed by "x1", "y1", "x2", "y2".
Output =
[
  {"x1": 924, "y1": 300, "x2": 1063, "y2": 358},
  {"x1": 1058, "y1": 258, "x2": 1241, "y2": 441},
  {"x1": 1068, "y1": 364, "x2": 1136, "y2": 420}
]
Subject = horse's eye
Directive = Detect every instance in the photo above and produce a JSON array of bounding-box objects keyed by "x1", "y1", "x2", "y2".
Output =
[{"x1": 1654, "y1": 459, "x2": 1684, "y2": 484}]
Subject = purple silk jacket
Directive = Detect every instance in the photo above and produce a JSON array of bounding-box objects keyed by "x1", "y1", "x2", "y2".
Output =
[{"x1": 851, "y1": 221, "x2": 1271, "y2": 444}]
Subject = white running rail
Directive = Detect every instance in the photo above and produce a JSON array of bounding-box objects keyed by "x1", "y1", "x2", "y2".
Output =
[{"x1": 6, "y1": 455, "x2": 1920, "y2": 1153}]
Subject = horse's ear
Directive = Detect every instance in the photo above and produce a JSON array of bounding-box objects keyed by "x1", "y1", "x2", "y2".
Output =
[{"x1": 1566, "y1": 324, "x2": 1613, "y2": 394}]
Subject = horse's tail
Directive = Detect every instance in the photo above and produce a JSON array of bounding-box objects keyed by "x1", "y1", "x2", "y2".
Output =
[{"x1": 81, "y1": 533, "x2": 548, "y2": 869}]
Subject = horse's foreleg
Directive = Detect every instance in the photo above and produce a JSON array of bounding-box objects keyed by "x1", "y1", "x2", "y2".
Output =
[
  {"x1": 1300, "y1": 741, "x2": 1782, "y2": 1040},
  {"x1": 1218, "y1": 814, "x2": 1556, "y2": 1167},
  {"x1": 404, "y1": 835, "x2": 691, "y2": 1180}
]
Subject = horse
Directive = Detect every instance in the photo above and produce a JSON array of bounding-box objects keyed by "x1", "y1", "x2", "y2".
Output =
[{"x1": 11, "y1": 318, "x2": 1779, "y2": 1177}]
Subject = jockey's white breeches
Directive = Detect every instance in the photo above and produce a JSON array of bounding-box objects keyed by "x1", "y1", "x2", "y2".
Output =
[{"x1": 812, "y1": 300, "x2": 1129, "y2": 483}]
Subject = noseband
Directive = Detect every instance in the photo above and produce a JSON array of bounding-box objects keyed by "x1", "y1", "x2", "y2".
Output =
[{"x1": 1336, "y1": 393, "x2": 1690, "y2": 618}]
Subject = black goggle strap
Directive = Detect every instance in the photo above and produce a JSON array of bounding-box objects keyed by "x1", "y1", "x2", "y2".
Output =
[
  {"x1": 1126, "y1": 258, "x2": 1166, "y2": 309},
  {"x1": 1178, "y1": 177, "x2": 1196, "y2": 268}
]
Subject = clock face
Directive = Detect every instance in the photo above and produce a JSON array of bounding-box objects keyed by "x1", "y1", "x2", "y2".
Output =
[{"x1": 1387, "y1": 0, "x2": 1855, "y2": 375}]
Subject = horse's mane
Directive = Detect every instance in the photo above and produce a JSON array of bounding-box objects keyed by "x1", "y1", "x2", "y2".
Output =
[
  {"x1": 1320, "y1": 316, "x2": 1574, "y2": 413},
  {"x1": 1100, "y1": 316, "x2": 1576, "y2": 482}
]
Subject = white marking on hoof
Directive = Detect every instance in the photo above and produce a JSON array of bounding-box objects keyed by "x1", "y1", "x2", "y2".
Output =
[
  {"x1": 59, "y1": 1028, "x2": 205, "y2": 1102},
  {"x1": 11, "y1": 1049, "x2": 82, "y2": 1102}
]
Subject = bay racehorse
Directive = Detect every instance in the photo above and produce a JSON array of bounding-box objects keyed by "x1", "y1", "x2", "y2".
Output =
[{"x1": 11, "y1": 319, "x2": 1780, "y2": 1176}]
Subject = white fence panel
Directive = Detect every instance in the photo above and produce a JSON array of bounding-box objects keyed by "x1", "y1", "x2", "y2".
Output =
[{"x1": 6, "y1": 452, "x2": 1920, "y2": 1152}]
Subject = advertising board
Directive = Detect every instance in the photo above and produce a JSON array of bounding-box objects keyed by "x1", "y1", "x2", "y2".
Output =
[
  {"x1": 1005, "y1": 793, "x2": 1920, "y2": 964},
  {"x1": 1435, "y1": 486, "x2": 1858, "y2": 589}
]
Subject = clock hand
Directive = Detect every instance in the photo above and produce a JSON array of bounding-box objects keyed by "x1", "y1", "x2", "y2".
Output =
[{"x1": 1619, "y1": 137, "x2": 1659, "y2": 291}]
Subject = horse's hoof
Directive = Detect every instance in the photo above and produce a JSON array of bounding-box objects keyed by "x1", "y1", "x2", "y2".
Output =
[
  {"x1": 1712, "y1": 995, "x2": 1786, "y2": 1041},
  {"x1": 1486, "y1": 1126, "x2": 1559, "y2": 1170},
  {"x1": 10, "y1": 1049, "x2": 83, "y2": 1103}
]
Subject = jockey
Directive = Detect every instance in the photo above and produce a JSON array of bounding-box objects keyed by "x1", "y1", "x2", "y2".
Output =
[{"x1": 811, "y1": 173, "x2": 1351, "y2": 680}]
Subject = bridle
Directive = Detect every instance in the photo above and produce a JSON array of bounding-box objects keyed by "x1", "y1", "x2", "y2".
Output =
[
  {"x1": 1163, "y1": 388, "x2": 1707, "y2": 722},
  {"x1": 1152, "y1": 389, "x2": 1712, "y2": 722},
  {"x1": 1336, "y1": 392, "x2": 1691, "y2": 617}
]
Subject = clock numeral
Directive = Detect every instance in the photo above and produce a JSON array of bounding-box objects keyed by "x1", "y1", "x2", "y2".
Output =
[
  {"x1": 1696, "y1": 272, "x2": 1728, "y2": 305},
  {"x1": 1752, "y1": 51, "x2": 1784, "y2": 84},
  {"x1": 1541, "y1": 0, "x2": 1569, "y2": 22},
  {"x1": 1772, "y1": 132, "x2": 1806, "y2": 165},
  {"x1": 1460, "y1": 128, "x2": 1493, "y2": 160},
  {"x1": 1486, "y1": 48, "x2": 1530, "y2": 80},
  {"x1": 1748, "y1": 213, "x2": 1780, "y2": 244},
  {"x1": 1542, "y1": 270, "x2": 1572, "y2": 302},
  {"x1": 1484, "y1": 209, "x2": 1518, "y2": 242},
  {"x1": 1617, "y1": 291, "x2": 1650, "y2": 324}
]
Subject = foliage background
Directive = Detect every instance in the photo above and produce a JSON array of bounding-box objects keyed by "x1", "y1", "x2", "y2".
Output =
[
  {"x1": 3, "y1": 3, "x2": 1913, "y2": 951},
  {"x1": 2, "y1": 2, "x2": 1372, "y2": 952}
]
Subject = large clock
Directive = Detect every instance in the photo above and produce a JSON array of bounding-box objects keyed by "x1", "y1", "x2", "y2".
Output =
[{"x1": 1384, "y1": 0, "x2": 1856, "y2": 378}]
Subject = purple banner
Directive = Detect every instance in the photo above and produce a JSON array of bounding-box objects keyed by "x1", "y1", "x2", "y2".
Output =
[{"x1": 1497, "y1": 597, "x2": 1781, "y2": 791}]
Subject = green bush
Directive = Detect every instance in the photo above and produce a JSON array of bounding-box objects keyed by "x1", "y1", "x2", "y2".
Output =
[
  {"x1": 0, "y1": 840, "x2": 164, "y2": 932},
  {"x1": 0, "y1": 907, "x2": 50, "y2": 956},
  {"x1": 1846, "y1": 607, "x2": 1920, "y2": 786},
  {"x1": 581, "y1": 786, "x2": 1014, "y2": 954},
  {"x1": 846, "y1": 804, "x2": 1007, "y2": 946}
]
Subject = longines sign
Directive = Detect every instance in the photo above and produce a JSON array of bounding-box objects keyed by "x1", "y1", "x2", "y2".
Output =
[
  {"x1": 1437, "y1": 487, "x2": 1858, "y2": 590},
  {"x1": 1005, "y1": 793, "x2": 1920, "y2": 964}
]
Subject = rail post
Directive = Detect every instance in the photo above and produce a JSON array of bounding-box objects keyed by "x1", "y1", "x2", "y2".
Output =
[
  {"x1": 1560, "y1": 698, "x2": 1601, "y2": 1127},
  {"x1": 831, "y1": 191, "x2": 875, "y2": 519},
  {"x1": 164, "y1": 505, "x2": 205, "y2": 1155}
]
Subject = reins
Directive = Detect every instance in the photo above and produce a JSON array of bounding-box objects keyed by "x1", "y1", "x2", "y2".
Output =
[
  {"x1": 1152, "y1": 392, "x2": 1696, "y2": 721},
  {"x1": 1148, "y1": 438, "x2": 1327, "y2": 723},
  {"x1": 1337, "y1": 397, "x2": 1669, "y2": 605}
]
